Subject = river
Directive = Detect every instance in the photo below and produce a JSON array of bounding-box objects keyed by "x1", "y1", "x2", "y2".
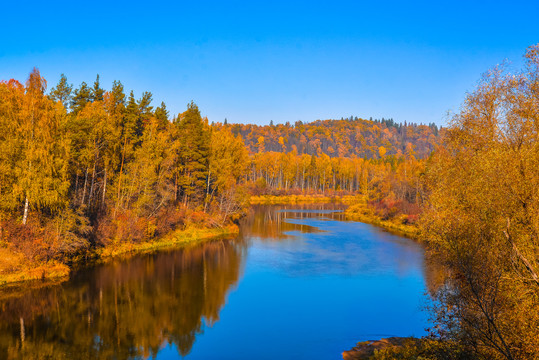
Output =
[{"x1": 0, "y1": 204, "x2": 434, "y2": 359}]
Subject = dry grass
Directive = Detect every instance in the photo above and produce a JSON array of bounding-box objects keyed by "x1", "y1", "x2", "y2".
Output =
[
  {"x1": 0, "y1": 247, "x2": 70, "y2": 285},
  {"x1": 97, "y1": 224, "x2": 239, "y2": 259},
  {"x1": 249, "y1": 194, "x2": 362, "y2": 204},
  {"x1": 345, "y1": 203, "x2": 420, "y2": 240},
  {"x1": 0, "y1": 224, "x2": 239, "y2": 287}
]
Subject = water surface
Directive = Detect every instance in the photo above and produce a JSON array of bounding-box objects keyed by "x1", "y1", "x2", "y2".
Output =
[{"x1": 0, "y1": 204, "x2": 432, "y2": 359}]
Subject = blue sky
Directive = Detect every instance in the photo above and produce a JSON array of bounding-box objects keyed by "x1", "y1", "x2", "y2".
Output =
[{"x1": 1, "y1": 0, "x2": 538, "y2": 126}]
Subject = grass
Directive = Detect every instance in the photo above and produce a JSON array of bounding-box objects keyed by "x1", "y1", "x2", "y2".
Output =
[
  {"x1": 0, "y1": 224, "x2": 239, "y2": 287},
  {"x1": 0, "y1": 247, "x2": 70, "y2": 286},
  {"x1": 249, "y1": 194, "x2": 419, "y2": 239},
  {"x1": 345, "y1": 203, "x2": 420, "y2": 240},
  {"x1": 250, "y1": 194, "x2": 362, "y2": 204},
  {"x1": 97, "y1": 224, "x2": 239, "y2": 259}
]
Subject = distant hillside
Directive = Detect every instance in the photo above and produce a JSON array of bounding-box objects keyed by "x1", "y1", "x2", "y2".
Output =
[{"x1": 223, "y1": 117, "x2": 441, "y2": 159}]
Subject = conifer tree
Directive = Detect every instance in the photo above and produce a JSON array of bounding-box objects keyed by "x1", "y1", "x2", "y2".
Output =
[
  {"x1": 175, "y1": 102, "x2": 210, "y2": 206},
  {"x1": 91, "y1": 74, "x2": 104, "y2": 102},
  {"x1": 71, "y1": 81, "x2": 92, "y2": 114},
  {"x1": 49, "y1": 74, "x2": 73, "y2": 109},
  {"x1": 111, "y1": 80, "x2": 126, "y2": 109},
  {"x1": 154, "y1": 101, "x2": 169, "y2": 129}
]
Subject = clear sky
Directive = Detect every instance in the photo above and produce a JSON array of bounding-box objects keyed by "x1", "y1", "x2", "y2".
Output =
[{"x1": 1, "y1": 0, "x2": 538, "y2": 126}]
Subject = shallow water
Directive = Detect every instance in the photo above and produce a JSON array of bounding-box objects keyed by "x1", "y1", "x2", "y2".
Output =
[{"x1": 0, "y1": 204, "x2": 432, "y2": 359}]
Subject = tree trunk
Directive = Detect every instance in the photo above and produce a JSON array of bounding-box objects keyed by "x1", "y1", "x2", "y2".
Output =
[
  {"x1": 102, "y1": 168, "x2": 107, "y2": 205},
  {"x1": 20, "y1": 317, "x2": 25, "y2": 344},
  {"x1": 22, "y1": 196, "x2": 29, "y2": 225},
  {"x1": 81, "y1": 168, "x2": 88, "y2": 206}
]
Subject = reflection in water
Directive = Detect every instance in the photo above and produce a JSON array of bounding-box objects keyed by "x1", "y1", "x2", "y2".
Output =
[
  {"x1": 241, "y1": 203, "x2": 347, "y2": 241},
  {"x1": 0, "y1": 204, "x2": 438, "y2": 360},
  {"x1": 0, "y1": 240, "x2": 245, "y2": 359},
  {"x1": 243, "y1": 204, "x2": 426, "y2": 279}
]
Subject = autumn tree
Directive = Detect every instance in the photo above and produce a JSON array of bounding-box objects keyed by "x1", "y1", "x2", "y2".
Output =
[
  {"x1": 421, "y1": 45, "x2": 539, "y2": 360},
  {"x1": 208, "y1": 126, "x2": 249, "y2": 221}
]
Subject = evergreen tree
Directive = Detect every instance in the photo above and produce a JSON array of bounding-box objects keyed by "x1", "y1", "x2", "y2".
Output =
[
  {"x1": 91, "y1": 74, "x2": 105, "y2": 102},
  {"x1": 138, "y1": 91, "x2": 153, "y2": 117},
  {"x1": 71, "y1": 81, "x2": 92, "y2": 114},
  {"x1": 49, "y1": 74, "x2": 73, "y2": 109},
  {"x1": 154, "y1": 101, "x2": 169, "y2": 129},
  {"x1": 111, "y1": 80, "x2": 126, "y2": 109},
  {"x1": 124, "y1": 90, "x2": 143, "y2": 146},
  {"x1": 176, "y1": 101, "x2": 210, "y2": 206}
]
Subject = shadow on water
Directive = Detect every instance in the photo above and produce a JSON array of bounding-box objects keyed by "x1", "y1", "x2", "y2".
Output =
[{"x1": 0, "y1": 204, "x2": 441, "y2": 359}]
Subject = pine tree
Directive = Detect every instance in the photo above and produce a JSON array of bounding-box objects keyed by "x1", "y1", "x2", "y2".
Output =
[
  {"x1": 111, "y1": 80, "x2": 126, "y2": 109},
  {"x1": 175, "y1": 101, "x2": 210, "y2": 206},
  {"x1": 124, "y1": 90, "x2": 143, "y2": 146},
  {"x1": 49, "y1": 74, "x2": 73, "y2": 109},
  {"x1": 71, "y1": 81, "x2": 92, "y2": 114},
  {"x1": 154, "y1": 101, "x2": 169, "y2": 129},
  {"x1": 91, "y1": 74, "x2": 105, "y2": 102},
  {"x1": 138, "y1": 91, "x2": 153, "y2": 116}
]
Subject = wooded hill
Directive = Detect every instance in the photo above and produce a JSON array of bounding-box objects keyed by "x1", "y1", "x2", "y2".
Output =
[
  {"x1": 0, "y1": 68, "x2": 432, "y2": 278},
  {"x1": 225, "y1": 117, "x2": 441, "y2": 159}
]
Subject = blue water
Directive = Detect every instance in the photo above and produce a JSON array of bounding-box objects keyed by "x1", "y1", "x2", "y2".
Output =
[
  {"x1": 160, "y1": 208, "x2": 431, "y2": 359},
  {"x1": 0, "y1": 205, "x2": 432, "y2": 360}
]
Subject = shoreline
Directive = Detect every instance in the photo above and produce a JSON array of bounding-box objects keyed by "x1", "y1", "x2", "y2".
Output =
[
  {"x1": 250, "y1": 195, "x2": 420, "y2": 240},
  {"x1": 344, "y1": 211, "x2": 419, "y2": 240},
  {"x1": 0, "y1": 198, "x2": 419, "y2": 287},
  {"x1": 249, "y1": 194, "x2": 362, "y2": 204},
  {"x1": 0, "y1": 224, "x2": 239, "y2": 288}
]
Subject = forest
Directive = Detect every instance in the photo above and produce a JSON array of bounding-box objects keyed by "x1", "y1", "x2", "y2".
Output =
[
  {"x1": 226, "y1": 117, "x2": 440, "y2": 159},
  {"x1": 0, "y1": 70, "x2": 248, "y2": 281},
  {"x1": 0, "y1": 68, "x2": 429, "y2": 281},
  {"x1": 0, "y1": 43, "x2": 538, "y2": 359}
]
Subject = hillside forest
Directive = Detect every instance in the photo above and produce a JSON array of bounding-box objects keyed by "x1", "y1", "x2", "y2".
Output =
[
  {"x1": 0, "y1": 68, "x2": 435, "y2": 272},
  {"x1": 0, "y1": 43, "x2": 537, "y2": 360}
]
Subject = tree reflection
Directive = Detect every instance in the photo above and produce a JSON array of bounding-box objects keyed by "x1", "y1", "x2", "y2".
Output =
[
  {"x1": 241, "y1": 204, "x2": 346, "y2": 241},
  {"x1": 0, "y1": 204, "x2": 441, "y2": 359},
  {"x1": 0, "y1": 239, "x2": 245, "y2": 359}
]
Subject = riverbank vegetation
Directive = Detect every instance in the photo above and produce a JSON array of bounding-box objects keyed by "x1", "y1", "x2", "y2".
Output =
[
  {"x1": 418, "y1": 45, "x2": 539, "y2": 360},
  {"x1": 0, "y1": 71, "x2": 248, "y2": 284}
]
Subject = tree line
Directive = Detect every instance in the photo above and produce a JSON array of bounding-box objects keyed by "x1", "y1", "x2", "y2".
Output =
[
  {"x1": 224, "y1": 115, "x2": 440, "y2": 159},
  {"x1": 0, "y1": 69, "x2": 247, "y2": 265},
  {"x1": 0, "y1": 68, "x2": 432, "y2": 269}
]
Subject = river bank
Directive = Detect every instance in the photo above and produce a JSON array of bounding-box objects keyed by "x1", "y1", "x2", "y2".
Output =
[
  {"x1": 0, "y1": 224, "x2": 238, "y2": 287},
  {"x1": 251, "y1": 195, "x2": 420, "y2": 240},
  {"x1": 249, "y1": 194, "x2": 362, "y2": 204},
  {"x1": 342, "y1": 337, "x2": 466, "y2": 359},
  {"x1": 0, "y1": 197, "x2": 416, "y2": 288},
  {"x1": 344, "y1": 203, "x2": 419, "y2": 240},
  {"x1": 0, "y1": 203, "x2": 432, "y2": 359}
]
